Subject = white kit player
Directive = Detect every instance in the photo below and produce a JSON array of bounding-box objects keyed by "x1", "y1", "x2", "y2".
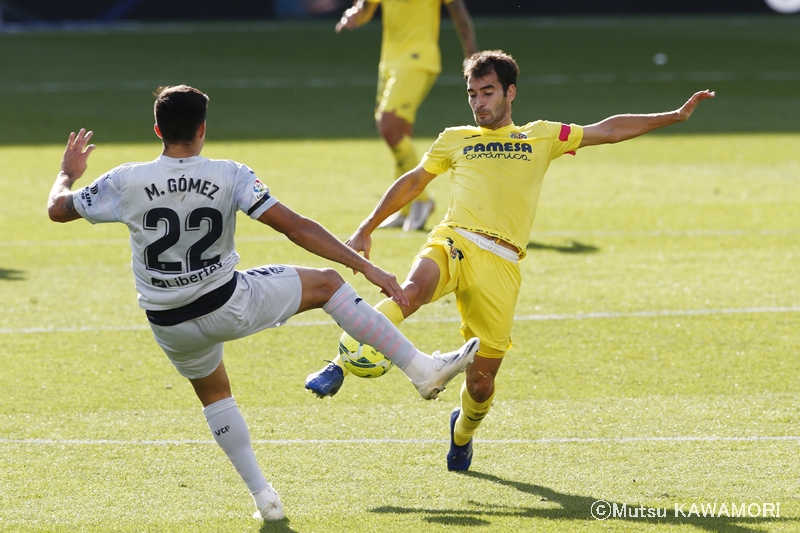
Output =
[{"x1": 46, "y1": 85, "x2": 479, "y2": 521}]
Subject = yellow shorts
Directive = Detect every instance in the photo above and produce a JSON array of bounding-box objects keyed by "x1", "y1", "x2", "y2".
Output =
[
  {"x1": 415, "y1": 225, "x2": 521, "y2": 357},
  {"x1": 375, "y1": 67, "x2": 438, "y2": 124}
]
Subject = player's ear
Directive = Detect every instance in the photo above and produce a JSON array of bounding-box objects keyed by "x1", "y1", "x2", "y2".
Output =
[
  {"x1": 197, "y1": 122, "x2": 206, "y2": 140},
  {"x1": 507, "y1": 84, "x2": 516, "y2": 103},
  {"x1": 154, "y1": 123, "x2": 163, "y2": 139}
]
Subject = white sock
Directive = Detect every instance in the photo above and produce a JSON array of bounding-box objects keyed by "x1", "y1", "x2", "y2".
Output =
[
  {"x1": 323, "y1": 283, "x2": 422, "y2": 373},
  {"x1": 203, "y1": 397, "x2": 268, "y2": 495},
  {"x1": 399, "y1": 350, "x2": 433, "y2": 382}
]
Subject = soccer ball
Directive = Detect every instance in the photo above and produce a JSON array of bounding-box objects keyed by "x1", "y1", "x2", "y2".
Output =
[{"x1": 338, "y1": 334, "x2": 394, "y2": 378}]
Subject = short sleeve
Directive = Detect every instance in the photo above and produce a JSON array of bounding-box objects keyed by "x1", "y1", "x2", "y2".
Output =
[
  {"x1": 548, "y1": 122, "x2": 583, "y2": 160},
  {"x1": 72, "y1": 171, "x2": 122, "y2": 224},
  {"x1": 421, "y1": 131, "x2": 451, "y2": 176},
  {"x1": 233, "y1": 163, "x2": 279, "y2": 220}
]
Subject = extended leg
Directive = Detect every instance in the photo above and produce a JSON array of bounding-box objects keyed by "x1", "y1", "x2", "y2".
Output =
[
  {"x1": 297, "y1": 264, "x2": 473, "y2": 400},
  {"x1": 448, "y1": 353, "x2": 504, "y2": 471},
  {"x1": 190, "y1": 362, "x2": 284, "y2": 520},
  {"x1": 305, "y1": 257, "x2": 444, "y2": 398},
  {"x1": 377, "y1": 111, "x2": 433, "y2": 231}
]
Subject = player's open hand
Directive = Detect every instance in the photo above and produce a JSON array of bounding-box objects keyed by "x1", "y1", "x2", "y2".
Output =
[
  {"x1": 677, "y1": 90, "x2": 715, "y2": 122},
  {"x1": 361, "y1": 264, "x2": 409, "y2": 307},
  {"x1": 61, "y1": 129, "x2": 96, "y2": 183},
  {"x1": 345, "y1": 228, "x2": 373, "y2": 262}
]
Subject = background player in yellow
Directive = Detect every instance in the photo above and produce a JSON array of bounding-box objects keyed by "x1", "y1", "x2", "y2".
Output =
[
  {"x1": 306, "y1": 50, "x2": 715, "y2": 470},
  {"x1": 335, "y1": 0, "x2": 477, "y2": 231}
]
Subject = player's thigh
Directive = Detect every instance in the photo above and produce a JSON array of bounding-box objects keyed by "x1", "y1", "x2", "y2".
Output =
[
  {"x1": 376, "y1": 68, "x2": 438, "y2": 124},
  {"x1": 150, "y1": 266, "x2": 304, "y2": 378},
  {"x1": 150, "y1": 320, "x2": 225, "y2": 380},
  {"x1": 414, "y1": 238, "x2": 461, "y2": 305},
  {"x1": 201, "y1": 266, "x2": 303, "y2": 340},
  {"x1": 402, "y1": 255, "x2": 441, "y2": 313},
  {"x1": 456, "y1": 253, "x2": 521, "y2": 354},
  {"x1": 375, "y1": 66, "x2": 387, "y2": 115}
]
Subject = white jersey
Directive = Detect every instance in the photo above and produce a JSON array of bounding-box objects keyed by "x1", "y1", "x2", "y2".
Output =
[{"x1": 73, "y1": 154, "x2": 277, "y2": 311}]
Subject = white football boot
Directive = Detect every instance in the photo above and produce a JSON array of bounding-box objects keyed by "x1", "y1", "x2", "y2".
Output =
[
  {"x1": 252, "y1": 483, "x2": 284, "y2": 521},
  {"x1": 403, "y1": 199, "x2": 435, "y2": 231},
  {"x1": 378, "y1": 211, "x2": 406, "y2": 229},
  {"x1": 412, "y1": 337, "x2": 480, "y2": 400}
]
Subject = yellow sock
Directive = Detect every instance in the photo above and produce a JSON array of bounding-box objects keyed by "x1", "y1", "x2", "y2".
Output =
[
  {"x1": 454, "y1": 381, "x2": 494, "y2": 446},
  {"x1": 391, "y1": 135, "x2": 418, "y2": 178},
  {"x1": 374, "y1": 298, "x2": 405, "y2": 326},
  {"x1": 334, "y1": 298, "x2": 406, "y2": 374},
  {"x1": 391, "y1": 136, "x2": 429, "y2": 214},
  {"x1": 331, "y1": 353, "x2": 349, "y2": 376}
]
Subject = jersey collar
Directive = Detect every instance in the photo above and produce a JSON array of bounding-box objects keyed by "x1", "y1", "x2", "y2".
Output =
[
  {"x1": 157, "y1": 154, "x2": 206, "y2": 167},
  {"x1": 479, "y1": 122, "x2": 517, "y2": 134}
]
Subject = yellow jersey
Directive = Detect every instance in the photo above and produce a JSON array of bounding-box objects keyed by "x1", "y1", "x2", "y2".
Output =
[
  {"x1": 421, "y1": 121, "x2": 584, "y2": 258},
  {"x1": 367, "y1": 0, "x2": 453, "y2": 73}
]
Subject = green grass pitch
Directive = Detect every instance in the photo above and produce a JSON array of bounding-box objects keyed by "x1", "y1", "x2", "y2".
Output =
[{"x1": 1, "y1": 15, "x2": 800, "y2": 533}]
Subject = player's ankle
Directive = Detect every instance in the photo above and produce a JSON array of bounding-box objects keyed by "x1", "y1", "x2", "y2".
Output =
[
  {"x1": 331, "y1": 355, "x2": 349, "y2": 375},
  {"x1": 399, "y1": 350, "x2": 432, "y2": 383}
]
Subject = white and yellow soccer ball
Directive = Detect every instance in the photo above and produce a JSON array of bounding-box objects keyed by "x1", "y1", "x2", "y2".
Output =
[{"x1": 338, "y1": 334, "x2": 394, "y2": 378}]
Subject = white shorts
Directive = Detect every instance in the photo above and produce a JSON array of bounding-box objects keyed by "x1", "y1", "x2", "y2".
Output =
[{"x1": 149, "y1": 265, "x2": 302, "y2": 379}]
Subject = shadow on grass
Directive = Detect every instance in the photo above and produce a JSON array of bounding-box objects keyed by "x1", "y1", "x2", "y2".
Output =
[
  {"x1": 371, "y1": 471, "x2": 794, "y2": 533},
  {"x1": 526, "y1": 239, "x2": 599, "y2": 254},
  {"x1": 0, "y1": 268, "x2": 26, "y2": 281},
  {"x1": 258, "y1": 517, "x2": 298, "y2": 533}
]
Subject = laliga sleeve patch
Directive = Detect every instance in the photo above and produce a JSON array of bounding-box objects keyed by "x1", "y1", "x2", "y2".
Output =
[{"x1": 252, "y1": 179, "x2": 270, "y2": 200}]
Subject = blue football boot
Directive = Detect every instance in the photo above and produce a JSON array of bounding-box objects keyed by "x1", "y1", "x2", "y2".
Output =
[
  {"x1": 447, "y1": 407, "x2": 473, "y2": 471},
  {"x1": 304, "y1": 362, "x2": 344, "y2": 398}
]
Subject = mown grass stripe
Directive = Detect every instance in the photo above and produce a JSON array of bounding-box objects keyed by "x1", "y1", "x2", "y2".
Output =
[
  {"x1": 2, "y1": 70, "x2": 799, "y2": 94},
  {"x1": 3, "y1": 435, "x2": 799, "y2": 446},
  {"x1": 2, "y1": 306, "x2": 799, "y2": 335},
  {"x1": 2, "y1": 228, "x2": 800, "y2": 247}
]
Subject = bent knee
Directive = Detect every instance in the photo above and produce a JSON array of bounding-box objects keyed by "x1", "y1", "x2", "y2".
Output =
[
  {"x1": 467, "y1": 381, "x2": 494, "y2": 403},
  {"x1": 296, "y1": 267, "x2": 346, "y2": 312},
  {"x1": 399, "y1": 282, "x2": 427, "y2": 314},
  {"x1": 378, "y1": 124, "x2": 402, "y2": 146},
  {"x1": 377, "y1": 114, "x2": 409, "y2": 146},
  {"x1": 319, "y1": 268, "x2": 344, "y2": 295}
]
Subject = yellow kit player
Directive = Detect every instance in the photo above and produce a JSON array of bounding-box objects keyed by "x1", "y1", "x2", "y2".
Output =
[
  {"x1": 336, "y1": 0, "x2": 477, "y2": 231},
  {"x1": 306, "y1": 50, "x2": 715, "y2": 470}
]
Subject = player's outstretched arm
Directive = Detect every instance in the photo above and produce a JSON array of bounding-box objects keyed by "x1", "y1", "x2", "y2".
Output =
[
  {"x1": 257, "y1": 203, "x2": 409, "y2": 306},
  {"x1": 335, "y1": 0, "x2": 378, "y2": 33},
  {"x1": 47, "y1": 129, "x2": 96, "y2": 223},
  {"x1": 346, "y1": 165, "x2": 437, "y2": 257},
  {"x1": 579, "y1": 90, "x2": 715, "y2": 148},
  {"x1": 445, "y1": 0, "x2": 478, "y2": 63}
]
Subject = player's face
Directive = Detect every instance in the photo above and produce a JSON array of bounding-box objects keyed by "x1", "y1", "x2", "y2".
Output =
[{"x1": 467, "y1": 71, "x2": 515, "y2": 129}]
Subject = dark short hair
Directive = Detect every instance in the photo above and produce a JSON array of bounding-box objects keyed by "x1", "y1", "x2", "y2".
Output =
[
  {"x1": 463, "y1": 50, "x2": 519, "y2": 95},
  {"x1": 153, "y1": 85, "x2": 209, "y2": 145}
]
